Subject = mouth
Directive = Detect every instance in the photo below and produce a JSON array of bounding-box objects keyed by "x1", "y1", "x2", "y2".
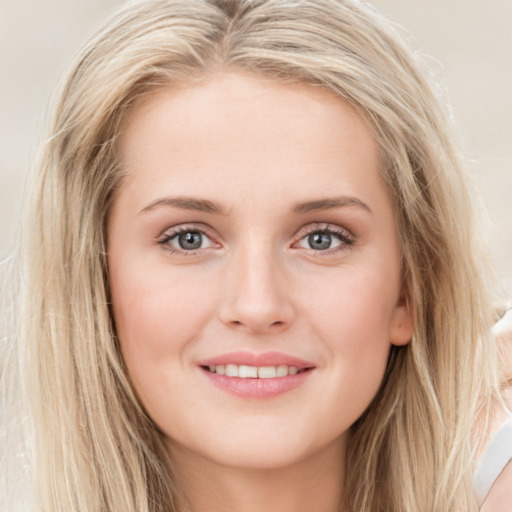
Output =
[
  {"x1": 201, "y1": 364, "x2": 310, "y2": 378},
  {"x1": 198, "y1": 352, "x2": 315, "y2": 398}
]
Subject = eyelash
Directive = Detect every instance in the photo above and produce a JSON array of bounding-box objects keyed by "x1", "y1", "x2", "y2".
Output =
[
  {"x1": 294, "y1": 223, "x2": 355, "y2": 256},
  {"x1": 156, "y1": 224, "x2": 217, "y2": 255},
  {"x1": 156, "y1": 223, "x2": 355, "y2": 256}
]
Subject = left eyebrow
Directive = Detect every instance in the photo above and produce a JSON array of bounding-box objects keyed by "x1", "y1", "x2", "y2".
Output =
[{"x1": 292, "y1": 196, "x2": 372, "y2": 215}]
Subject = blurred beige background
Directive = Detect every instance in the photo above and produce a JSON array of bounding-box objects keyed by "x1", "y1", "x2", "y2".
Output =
[{"x1": 1, "y1": 0, "x2": 511, "y2": 295}]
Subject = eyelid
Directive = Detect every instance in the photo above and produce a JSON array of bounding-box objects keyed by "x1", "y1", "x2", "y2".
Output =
[
  {"x1": 156, "y1": 223, "x2": 221, "y2": 253},
  {"x1": 154, "y1": 222, "x2": 355, "y2": 256},
  {"x1": 292, "y1": 223, "x2": 355, "y2": 253}
]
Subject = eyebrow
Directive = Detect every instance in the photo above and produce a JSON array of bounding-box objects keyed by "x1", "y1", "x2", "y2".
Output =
[
  {"x1": 292, "y1": 196, "x2": 372, "y2": 214},
  {"x1": 139, "y1": 196, "x2": 228, "y2": 215},
  {"x1": 139, "y1": 194, "x2": 371, "y2": 216}
]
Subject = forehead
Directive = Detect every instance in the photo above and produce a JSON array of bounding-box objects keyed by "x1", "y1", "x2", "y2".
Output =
[{"x1": 116, "y1": 70, "x2": 387, "y2": 214}]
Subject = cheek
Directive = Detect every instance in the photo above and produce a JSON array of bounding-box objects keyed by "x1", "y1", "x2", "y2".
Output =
[
  {"x1": 109, "y1": 260, "x2": 216, "y2": 390},
  {"x1": 300, "y1": 263, "x2": 399, "y2": 411},
  {"x1": 305, "y1": 265, "x2": 398, "y2": 348}
]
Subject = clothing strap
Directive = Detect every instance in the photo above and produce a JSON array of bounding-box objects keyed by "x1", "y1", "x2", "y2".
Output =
[{"x1": 473, "y1": 418, "x2": 512, "y2": 504}]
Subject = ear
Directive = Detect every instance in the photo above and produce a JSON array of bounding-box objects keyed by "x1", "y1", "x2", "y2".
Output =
[{"x1": 389, "y1": 288, "x2": 414, "y2": 346}]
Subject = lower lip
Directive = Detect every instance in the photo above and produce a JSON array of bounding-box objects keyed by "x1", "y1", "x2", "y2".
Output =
[{"x1": 200, "y1": 367, "x2": 313, "y2": 398}]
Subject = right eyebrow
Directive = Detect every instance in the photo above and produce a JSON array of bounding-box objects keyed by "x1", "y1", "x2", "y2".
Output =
[{"x1": 138, "y1": 196, "x2": 228, "y2": 215}]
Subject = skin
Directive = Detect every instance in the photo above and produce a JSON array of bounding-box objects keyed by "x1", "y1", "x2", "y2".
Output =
[
  {"x1": 107, "y1": 70, "x2": 413, "y2": 512},
  {"x1": 480, "y1": 309, "x2": 512, "y2": 511}
]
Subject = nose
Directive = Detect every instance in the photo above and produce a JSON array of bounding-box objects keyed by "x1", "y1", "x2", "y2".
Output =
[{"x1": 218, "y1": 243, "x2": 296, "y2": 335}]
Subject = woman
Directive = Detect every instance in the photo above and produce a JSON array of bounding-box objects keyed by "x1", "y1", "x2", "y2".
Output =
[{"x1": 1, "y1": 0, "x2": 510, "y2": 510}]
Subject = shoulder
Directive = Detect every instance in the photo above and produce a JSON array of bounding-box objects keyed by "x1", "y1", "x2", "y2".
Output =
[
  {"x1": 475, "y1": 419, "x2": 512, "y2": 507},
  {"x1": 477, "y1": 310, "x2": 512, "y2": 511},
  {"x1": 479, "y1": 456, "x2": 512, "y2": 511}
]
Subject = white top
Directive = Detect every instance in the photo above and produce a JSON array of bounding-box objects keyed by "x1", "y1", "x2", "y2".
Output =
[{"x1": 473, "y1": 418, "x2": 512, "y2": 504}]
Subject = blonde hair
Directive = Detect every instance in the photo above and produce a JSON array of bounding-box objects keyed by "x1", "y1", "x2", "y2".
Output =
[{"x1": 1, "y1": 0, "x2": 501, "y2": 510}]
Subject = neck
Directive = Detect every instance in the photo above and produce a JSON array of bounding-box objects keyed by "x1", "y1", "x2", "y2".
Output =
[{"x1": 168, "y1": 439, "x2": 346, "y2": 512}]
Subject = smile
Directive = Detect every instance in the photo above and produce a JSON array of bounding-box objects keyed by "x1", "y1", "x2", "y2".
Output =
[
  {"x1": 204, "y1": 364, "x2": 304, "y2": 378},
  {"x1": 198, "y1": 351, "x2": 315, "y2": 398}
]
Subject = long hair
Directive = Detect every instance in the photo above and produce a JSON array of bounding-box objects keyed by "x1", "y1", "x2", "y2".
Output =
[{"x1": 1, "y1": 1, "x2": 500, "y2": 510}]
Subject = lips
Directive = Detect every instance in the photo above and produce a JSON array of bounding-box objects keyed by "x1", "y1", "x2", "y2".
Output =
[
  {"x1": 205, "y1": 363, "x2": 302, "y2": 378},
  {"x1": 197, "y1": 351, "x2": 315, "y2": 398},
  {"x1": 198, "y1": 350, "x2": 315, "y2": 369}
]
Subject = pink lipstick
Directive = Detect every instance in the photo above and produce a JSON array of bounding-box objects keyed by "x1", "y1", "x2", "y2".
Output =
[{"x1": 198, "y1": 351, "x2": 315, "y2": 399}]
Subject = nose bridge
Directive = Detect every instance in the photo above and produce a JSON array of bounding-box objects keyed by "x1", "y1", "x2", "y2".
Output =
[{"x1": 219, "y1": 237, "x2": 295, "y2": 333}]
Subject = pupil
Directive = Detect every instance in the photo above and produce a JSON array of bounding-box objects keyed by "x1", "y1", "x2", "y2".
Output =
[
  {"x1": 308, "y1": 232, "x2": 331, "y2": 250},
  {"x1": 178, "y1": 232, "x2": 202, "y2": 250}
]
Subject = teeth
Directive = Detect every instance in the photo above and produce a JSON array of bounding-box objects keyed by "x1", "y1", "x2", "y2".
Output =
[
  {"x1": 258, "y1": 366, "x2": 276, "y2": 378},
  {"x1": 225, "y1": 364, "x2": 238, "y2": 377},
  {"x1": 239, "y1": 365, "x2": 258, "y2": 378},
  {"x1": 206, "y1": 364, "x2": 302, "y2": 378},
  {"x1": 276, "y1": 365, "x2": 288, "y2": 377}
]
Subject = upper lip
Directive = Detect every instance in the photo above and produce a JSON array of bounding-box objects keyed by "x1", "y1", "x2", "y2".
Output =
[{"x1": 197, "y1": 351, "x2": 316, "y2": 369}]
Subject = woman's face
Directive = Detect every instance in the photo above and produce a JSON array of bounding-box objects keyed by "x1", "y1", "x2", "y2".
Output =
[{"x1": 108, "y1": 70, "x2": 413, "y2": 470}]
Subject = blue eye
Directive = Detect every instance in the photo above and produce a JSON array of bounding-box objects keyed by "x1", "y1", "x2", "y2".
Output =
[
  {"x1": 307, "y1": 232, "x2": 336, "y2": 250},
  {"x1": 175, "y1": 231, "x2": 203, "y2": 250},
  {"x1": 158, "y1": 228, "x2": 215, "y2": 252},
  {"x1": 296, "y1": 228, "x2": 353, "y2": 252}
]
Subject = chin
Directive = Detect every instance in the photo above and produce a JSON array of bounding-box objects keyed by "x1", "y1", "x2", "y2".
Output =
[
  {"x1": 204, "y1": 444, "x2": 314, "y2": 471},
  {"x1": 167, "y1": 423, "x2": 346, "y2": 472}
]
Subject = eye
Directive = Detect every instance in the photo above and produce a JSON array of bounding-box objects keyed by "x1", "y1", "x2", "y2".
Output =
[
  {"x1": 295, "y1": 226, "x2": 354, "y2": 253},
  {"x1": 174, "y1": 231, "x2": 206, "y2": 250},
  {"x1": 157, "y1": 226, "x2": 216, "y2": 253},
  {"x1": 304, "y1": 232, "x2": 339, "y2": 251}
]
